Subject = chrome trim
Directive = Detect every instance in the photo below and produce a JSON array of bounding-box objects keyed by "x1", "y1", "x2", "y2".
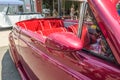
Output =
[{"x1": 77, "y1": 1, "x2": 87, "y2": 37}]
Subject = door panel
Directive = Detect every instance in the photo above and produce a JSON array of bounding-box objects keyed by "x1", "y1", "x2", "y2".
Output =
[
  {"x1": 18, "y1": 29, "x2": 120, "y2": 80},
  {"x1": 18, "y1": 30, "x2": 87, "y2": 80}
]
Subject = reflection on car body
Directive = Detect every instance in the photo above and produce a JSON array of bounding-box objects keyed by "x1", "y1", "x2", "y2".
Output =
[{"x1": 9, "y1": 0, "x2": 120, "y2": 80}]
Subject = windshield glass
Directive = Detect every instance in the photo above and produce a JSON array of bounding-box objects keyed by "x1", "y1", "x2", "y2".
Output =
[
  {"x1": 116, "y1": 2, "x2": 120, "y2": 15},
  {"x1": 0, "y1": 5, "x2": 7, "y2": 12},
  {"x1": 7, "y1": 5, "x2": 23, "y2": 14},
  {"x1": 0, "y1": 5, "x2": 23, "y2": 14}
]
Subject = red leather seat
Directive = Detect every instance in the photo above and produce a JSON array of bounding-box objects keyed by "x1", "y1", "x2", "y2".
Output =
[
  {"x1": 16, "y1": 22, "x2": 26, "y2": 29},
  {"x1": 67, "y1": 24, "x2": 78, "y2": 34},
  {"x1": 37, "y1": 28, "x2": 67, "y2": 36},
  {"x1": 16, "y1": 20, "x2": 42, "y2": 31},
  {"x1": 49, "y1": 19, "x2": 64, "y2": 28},
  {"x1": 81, "y1": 26, "x2": 90, "y2": 47},
  {"x1": 24, "y1": 20, "x2": 41, "y2": 31},
  {"x1": 39, "y1": 20, "x2": 51, "y2": 30},
  {"x1": 38, "y1": 19, "x2": 64, "y2": 30},
  {"x1": 17, "y1": 19, "x2": 64, "y2": 32}
]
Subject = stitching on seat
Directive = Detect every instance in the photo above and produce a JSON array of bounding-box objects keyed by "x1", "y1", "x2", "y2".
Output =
[
  {"x1": 73, "y1": 26, "x2": 77, "y2": 34},
  {"x1": 38, "y1": 20, "x2": 44, "y2": 30},
  {"x1": 61, "y1": 27, "x2": 67, "y2": 32},
  {"x1": 47, "y1": 20, "x2": 52, "y2": 29},
  {"x1": 37, "y1": 30, "x2": 43, "y2": 35},
  {"x1": 59, "y1": 20, "x2": 64, "y2": 27},
  {"x1": 67, "y1": 24, "x2": 78, "y2": 34},
  {"x1": 22, "y1": 22, "x2": 27, "y2": 30}
]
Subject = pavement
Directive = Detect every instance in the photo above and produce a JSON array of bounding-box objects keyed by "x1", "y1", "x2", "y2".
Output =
[
  {"x1": 0, "y1": 28, "x2": 21, "y2": 80},
  {"x1": 0, "y1": 29, "x2": 11, "y2": 47}
]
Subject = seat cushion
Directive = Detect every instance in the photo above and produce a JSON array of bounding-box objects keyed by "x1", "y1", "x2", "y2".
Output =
[{"x1": 37, "y1": 28, "x2": 67, "y2": 36}]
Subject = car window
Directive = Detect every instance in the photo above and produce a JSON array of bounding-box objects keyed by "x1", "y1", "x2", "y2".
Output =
[
  {"x1": 7, "y1": 6, "x2": 17, "y2": 14},
  {"x1": 82, "y1": 4, "x2": 115, "y2": 62},
  {"x1": 7, "y1": 5, "x2": 23, "y2": 15},
  {"x1": 116, "y1": 2, "x2": 120, "y2": 15},
  {"x1": 0, "y1": 5, "x2": 6, "y2": 12}
]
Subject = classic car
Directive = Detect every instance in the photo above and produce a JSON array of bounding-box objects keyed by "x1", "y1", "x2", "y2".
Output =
[
  {"x1": 9, "y1": 0, "x2": 120, "y2": 80},
  {"x1": 0, "y1": 0, "x2": 43, "y2": 28}
]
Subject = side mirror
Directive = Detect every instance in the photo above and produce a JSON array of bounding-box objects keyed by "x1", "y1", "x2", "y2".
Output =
[{"x1": 45, "y1": 32, "x2": 83, "y2": 51}]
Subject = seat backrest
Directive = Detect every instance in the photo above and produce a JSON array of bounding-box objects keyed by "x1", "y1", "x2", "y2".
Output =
[
  {"x1": 49, "y1": 19, "x2": 64, "y2": 28},
  {"x1": 16, "y1": 22, "x2": 26, "y2": 29},
  {"x1": 37, "y1": 28, "x2": 67, "y2": 36},
  {"x1": 67, "y1": 24, "x2": 78, "y2": 34},
  {"x1": 24, "y1": 20, "x2": 41, "y2": 31},
  {"x1": 39, "y1": 20, "x2": 51, "y2": 30},
  {"x1": 81, "y1": 25, "x2": 90, "y2": 47}
]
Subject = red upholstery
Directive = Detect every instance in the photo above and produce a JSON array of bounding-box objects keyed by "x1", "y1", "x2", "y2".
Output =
[
  {"x1": 67, "y1": 24, "x2": 78, "y2": 34},
  {"x1": 39, "y1": 20, "x2": 51, "y2": 30},
  {"x1": 24, "y1": 20, "x2": 41, "y2": 31},
  {"x1": 38, "y1": 19, "x2": 64, "y2": 30},
  {"x1": 49, "y1": 19, "x2": 64, "y2": 28},
  {"x1": 16, "y1": 19, "x2": 64, "y2": 32},
  {"x1": 16, "y1": 22, "x2": 26, "y2": 28},
  {"x1": 16, "y1": 20, "x2": 42, "y2": 31},
  {"x1": 81, "y1": 26, "x2": 90, "y2": 47},
  {"x1": 37, "y1": 28, "x2": 67, "y2": 36}
]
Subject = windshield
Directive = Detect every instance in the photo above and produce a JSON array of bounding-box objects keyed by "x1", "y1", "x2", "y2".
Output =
[
  {"x1": 116, "y1": 2, "x2": 120, "y2": 15},
  {"x1": 7, "y1": 5, "x2": 23, "y2": 14},
  {"x1": 0, "y1": 5, "x2": 23, "y2": 14},
  {"x1": 0, "y1": 5, "x2": 7, "y2": 12}
]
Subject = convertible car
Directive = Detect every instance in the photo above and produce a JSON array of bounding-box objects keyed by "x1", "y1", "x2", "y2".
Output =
[{"x1": 9, "y1": 0, "x2": 120, "y2": 80}]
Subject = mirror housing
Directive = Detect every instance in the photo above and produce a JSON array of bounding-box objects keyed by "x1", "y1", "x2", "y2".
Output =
[{"x1": 45, "y1": 32, "x2": 83, "y2": 51}]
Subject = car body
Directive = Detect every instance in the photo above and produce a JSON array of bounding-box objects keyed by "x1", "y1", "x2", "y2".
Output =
[
  {"x1": 0, "y1": 0, "x2": 43, "y2": 28},
  {"x1": 9, "y1": 0, "x2": 120, "y2": 80}
]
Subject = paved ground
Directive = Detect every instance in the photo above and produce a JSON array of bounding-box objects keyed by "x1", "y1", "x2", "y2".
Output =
[
  {"x1": 0, "y1": 28, "x2": 21, "y2": 80},
  {"x1": 0, "y1": 28, "x2": 11, "y2": 47}
]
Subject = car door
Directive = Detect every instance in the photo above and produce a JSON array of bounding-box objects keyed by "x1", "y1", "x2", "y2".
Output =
[{"x1": 18, "y1": 29, "x2": 88, "y2": 80}]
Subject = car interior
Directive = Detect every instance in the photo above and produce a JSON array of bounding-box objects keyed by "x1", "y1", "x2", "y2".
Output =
[{"x1": 16, "y1": 18, "x2": 67, "y2": 36}]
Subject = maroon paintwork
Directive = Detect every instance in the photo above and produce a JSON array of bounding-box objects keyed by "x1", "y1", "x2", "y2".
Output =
[{"x1": 9, "y1": 0, "x2": 120, "y2": 80}]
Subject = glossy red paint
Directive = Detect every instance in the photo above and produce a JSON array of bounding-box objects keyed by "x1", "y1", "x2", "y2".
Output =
[{"x1": 9, "y1": 0, "x2": 120, "y2": 80}]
